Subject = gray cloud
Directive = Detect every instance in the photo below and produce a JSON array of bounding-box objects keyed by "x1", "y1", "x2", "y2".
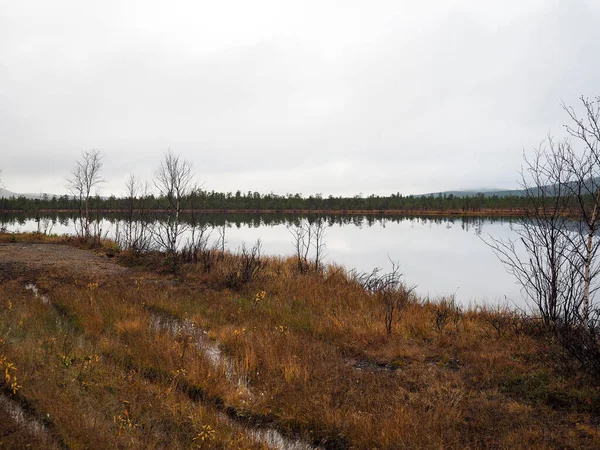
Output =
[{"x1": 2, "y1": 0, "x2": 600, "y2": 196}]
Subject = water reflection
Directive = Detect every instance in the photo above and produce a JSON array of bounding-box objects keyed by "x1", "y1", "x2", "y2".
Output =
[
  {"x1": 0, "y1": 212, "x2": 523, "y2": 307},
  {"x1": 0, "y1": 211, "x2": 518, "y2": 230}
]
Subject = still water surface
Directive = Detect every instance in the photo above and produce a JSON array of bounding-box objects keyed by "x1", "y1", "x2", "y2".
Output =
[{"x1": 1, "y1": 213, "x2": 524, "y2": 308}]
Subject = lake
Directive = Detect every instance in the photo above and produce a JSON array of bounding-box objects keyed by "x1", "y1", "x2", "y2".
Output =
[{"x1": 0, "y1": 213, "x2": 525, "y2": 308}]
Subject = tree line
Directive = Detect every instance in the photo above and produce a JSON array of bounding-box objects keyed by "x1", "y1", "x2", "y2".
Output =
[{"x1": 0, "y1": 187, "x2": 528, "y2": 213}]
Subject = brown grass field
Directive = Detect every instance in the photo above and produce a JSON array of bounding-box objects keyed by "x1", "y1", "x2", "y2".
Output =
[{"x1": 0, "y1": 232, "x2": 599, "y2": 449}]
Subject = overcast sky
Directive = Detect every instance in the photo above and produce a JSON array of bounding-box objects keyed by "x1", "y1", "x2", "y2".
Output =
[{"x1": 2, "y1": 0, "x2": 600, "y2": 197}]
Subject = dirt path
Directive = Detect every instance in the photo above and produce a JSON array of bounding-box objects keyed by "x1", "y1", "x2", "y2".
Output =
[{"x1": 0, "y1": 243, "x2": 128, "y2": 280}]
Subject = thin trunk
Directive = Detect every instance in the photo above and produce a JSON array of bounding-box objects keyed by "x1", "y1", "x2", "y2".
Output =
[
  {"x1": 584, "y1": 230, "x2": 593, "y2": 323},
  {"x1": 550, "y1": 251, "x2": 558, "y2": 323},
  {"x1": 85, "y1": 195, "x2": 90, "y2": 238},
  {"x1": 173, "y1": 197, "x2": 180, "y2": 256},
  {"x1": 583, "y1": 195, "x2": 599, "y2": 323}
]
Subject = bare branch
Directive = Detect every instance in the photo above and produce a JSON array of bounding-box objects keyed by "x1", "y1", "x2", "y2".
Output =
[
  {"x1": 486, "y1": 96, "x2": 600, "y2": 334},
  {"x1": 66, "y1": 150, "x2": 104, "y2": 240},
  {"x1": 150, "y1": 150, "x2": 195, "y2": 264}
]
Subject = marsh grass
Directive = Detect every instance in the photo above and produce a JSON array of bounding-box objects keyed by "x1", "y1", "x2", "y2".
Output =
[{"x1": 1, "y1": 232, "x2": 600, "y2": 448}]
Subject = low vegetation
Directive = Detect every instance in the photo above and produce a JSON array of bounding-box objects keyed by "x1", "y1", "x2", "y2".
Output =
[{"x1": 1, "y1": 232, "x2": 599, "y2": 449}]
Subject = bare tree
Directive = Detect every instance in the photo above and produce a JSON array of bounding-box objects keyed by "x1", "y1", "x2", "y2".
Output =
[
  {"x1": 288, "y1": 219, "x2": 312, "y2": 273},
  {"x1": 312, "y1": 218, "x2": 328, "y2": 272},
  {"x1": 486, "y1": 137, "x2": 582, "y2": 325},
  {"x1": 182, "y1": 187, "x2": 213, "y2": 266},
  {"x1": 115, "y1": 173, "x2": 151, "y2": 253},
  {"x1": 287, "y1": 218, "x2": 330, "y2": 273},
  {"x1": 561, "y1": 96, "x2": 600, "y2": 323},
  {"x1": 67, "y1": 150, "x2": 104, "y2": 240},
  {"x1": 183, "y1": 221, "x2": 212, "y2": 265},
  {"x1": 486, "y1": 96, "x2": 600, "y2": 376},
  {"x1": 151, "y1": 150, "x2": 194, "y2": 262},
  {"x1": 216, "y1": 222, "x2": 227, "y2": 260}
]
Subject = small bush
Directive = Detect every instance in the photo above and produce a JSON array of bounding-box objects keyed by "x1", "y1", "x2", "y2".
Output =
[
  {"x1": 224, "y1": 240, "x2": 265, "y2": 289},
  {"x1": 432, "y1": 296, "x2": 463, "y2": 336},
  {"x1": 556, "y1": 323, "x2": 600, "y2": 378}
]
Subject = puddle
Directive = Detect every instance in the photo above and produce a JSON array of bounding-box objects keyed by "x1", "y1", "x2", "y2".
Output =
[
  {"x1": 25, "y1": 282, "x2": 49, "y2": 304},
  {"x1": 218, "y1": 412, "x2": 315, "y2": 450},
  {"x1": 348, "y1": 355, "x2": 460, "y2": 373},
  {"x1": 148, "y1": 313, "x2": 249, "y2": 395},
  {"x1": 0, "y1": 394, "x2": 57, "y2": 448},
  {"x1": 424, "y1": 355, "x2": 461, "y2": 372},
  {"x1": 347, "y1": 358, "x2": 399, "y2": 372},
  {"x1": 148, "y1": 311, "x2": 320, "y2": 450}
]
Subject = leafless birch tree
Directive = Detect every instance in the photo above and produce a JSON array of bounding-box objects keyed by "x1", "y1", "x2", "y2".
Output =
[
  {"x1": 115, "y1": 173, "x2": 151, "y2": 253},
  {"x1": 561, "y1": 96, "x2": 600, "y2": 323},
  {"x1": 182, "y1": 187, "x2": 213, "y2": 266},
  {"x1": 216, "y1": 222, "x2": 227, "y2": 261},
  {"x1": 288, "y1": 220, "x2": 312, "y2": 273},
  {"x1": 288, "y1": 218, "x2": 329, "y2": 273},
  {"x1": 312, "y1": 218, "x2": 328, "y2": 272},
  {"x1": 486, "y1": 96, "x2": 600, "y2": 375},
  {"x1": 486, "y1": 138, "x2": 582, "y2": 325},
  {"x1": 151, "y1": 150, "x2": 194, "y2": 262},
  {"x1": 67, "y1": 150, "x2": 104, "y2": 240}
]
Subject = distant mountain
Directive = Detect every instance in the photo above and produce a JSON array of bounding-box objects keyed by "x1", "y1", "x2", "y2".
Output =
[
  {"x1": 421, "y1": 177, "x2": 600, "y2": 198},
  {"x1": 0, "y1": 188, "x2": 19, "y2": 198},
  {"x1": 419, "y1": 188, "x2": 525, "y2": 198},
  {"x1": 0, "y1": 188, "x2": 60, "y2": 200}
]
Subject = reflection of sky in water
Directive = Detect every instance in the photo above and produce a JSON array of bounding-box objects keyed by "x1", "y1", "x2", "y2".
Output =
[{"x1": 1, "y1": 215, "x2": 525, "y2": 309}]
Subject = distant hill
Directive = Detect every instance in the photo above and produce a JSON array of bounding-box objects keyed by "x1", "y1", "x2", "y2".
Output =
[
  {"x1": 0, "y1": 188, "x2": 60, "y2": 200},
  {"x1": 421, "y1": 177, "x2": 600, "y2": 198},
  {"x1": 419, "y1": 188, "x2": 525, "y2": 198},
  {"x1": 0, "y1": 188, "x2": 19, "y2": 199}
]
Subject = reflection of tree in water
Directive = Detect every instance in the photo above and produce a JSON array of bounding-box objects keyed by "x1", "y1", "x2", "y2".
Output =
[{"x1": 0, "y1": 211, "x2": 520, "y2": 237}]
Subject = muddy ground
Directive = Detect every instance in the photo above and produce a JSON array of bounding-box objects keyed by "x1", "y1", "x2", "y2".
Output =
[{"x1": 0, "y1": 243, "x2": 128, "y2": 281}]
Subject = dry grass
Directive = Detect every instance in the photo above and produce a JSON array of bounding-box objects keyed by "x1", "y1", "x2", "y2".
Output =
[{"x1": 0, "y1": 232, "x2": 599, "y2": 449}]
